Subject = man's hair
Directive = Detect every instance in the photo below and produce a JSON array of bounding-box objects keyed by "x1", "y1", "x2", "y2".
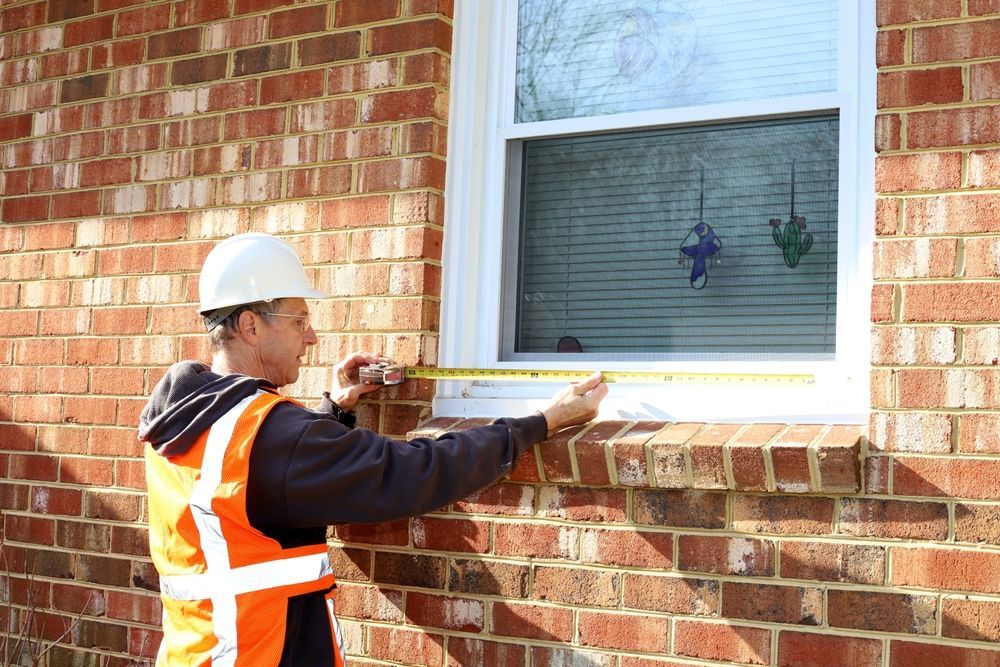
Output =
[{"x1": 207, "y1": 300, "x2": 279, "y2": 352}]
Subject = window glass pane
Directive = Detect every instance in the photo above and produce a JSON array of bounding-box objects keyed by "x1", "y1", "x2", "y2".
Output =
[
  {"x1": 516, "y1": 0, "x2": 838, "y2": 123},
  {"x1": 505, "y1": 115, "x2": 839, "y2": 359}
]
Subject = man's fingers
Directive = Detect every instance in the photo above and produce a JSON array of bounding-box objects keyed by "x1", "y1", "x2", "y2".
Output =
[{"x1": 571, "y1": 372, "x2": 603, "y2": 395}]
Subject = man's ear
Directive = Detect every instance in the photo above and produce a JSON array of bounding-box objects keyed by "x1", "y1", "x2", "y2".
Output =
[{"x1": 235, "y1": 310, "x2": 260, "y2": 344}]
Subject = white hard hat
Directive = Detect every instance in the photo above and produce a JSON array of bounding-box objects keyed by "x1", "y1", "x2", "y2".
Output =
[{"x1": 198, "y1": 233, "x2": 329, "y2": 329}]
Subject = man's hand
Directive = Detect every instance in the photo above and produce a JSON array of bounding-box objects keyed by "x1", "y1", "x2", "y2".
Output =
[
  {"x1": 540, "y1": 372, "x2": 608, "y2": 437},
  {"x1": 329, "y1": 352, "x2": 390, "y2": 410}
]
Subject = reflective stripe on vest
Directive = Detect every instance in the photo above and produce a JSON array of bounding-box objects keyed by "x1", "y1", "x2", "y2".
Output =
[{"x1": 153, "y1": 391, "x2": 337, "y2": 665}]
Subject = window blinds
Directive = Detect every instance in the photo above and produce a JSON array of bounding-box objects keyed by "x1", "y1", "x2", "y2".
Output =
[{"x1": 506, "y1": 115, "x2": 839, "y2": 359}]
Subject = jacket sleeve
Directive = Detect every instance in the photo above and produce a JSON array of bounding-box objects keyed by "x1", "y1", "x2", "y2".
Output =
[{"x1": 246, "y1": 403, "x2": 548, "y2": 529}]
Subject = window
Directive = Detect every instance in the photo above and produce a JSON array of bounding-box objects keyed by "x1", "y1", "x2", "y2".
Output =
[{"x1": 440, "y1": 0, "x2": 875, "y2": 422}]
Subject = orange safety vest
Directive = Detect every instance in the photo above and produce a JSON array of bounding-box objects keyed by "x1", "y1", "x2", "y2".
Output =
[{"x1": 145, "y1": 390, "x2": 345, "y2": 666}]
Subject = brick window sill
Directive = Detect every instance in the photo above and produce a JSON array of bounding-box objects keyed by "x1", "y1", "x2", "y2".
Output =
[{"x1": 409, "y1": 418, "x2": 865, "y2": 494}]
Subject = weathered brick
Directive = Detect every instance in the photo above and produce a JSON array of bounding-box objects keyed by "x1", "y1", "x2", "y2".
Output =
[
  {"x1": 298, "y1": 32, "x2": 361, "y2": 66},
  {"x1": 913, "y1": 20, "x2": 1000, "y2": 63},
  {"x1": 732, "y1": 495, "x2": 834, "y2": 535},
  {"x1": 829, "y1": 589, "x2": 937, "y2": 634},
  {"x1": 533, "y1": 567, "x2": 619, "y2": 608},
  {"x1": 579, "y1": 527, "x2": 672, "y2": 568},
  {"x1": 955, "y1": 503, "x2": 1000, "y2": 545},
  {"x1": 405, "y1": 592, "x2": 483, "y2": 632},
  {"x1": 678, "y1": 535, "x2": 774, "y2": 577},
  {"x1": 840, "y1": 498, "x2": 949, "y2": 540},
  {"x1": 723, "y1": 582, "x2": 823, "y2": 625},
  {"x1": 909, "y1": 106, "x2": 1000, "y2": 149},
  {"x1": 633, "y1": 489, "x2": 726, "y2": 529},
  {"x1": 449, "y1": 559, "x2": 528, "y2": 597},
  {"x1": 781, "y1": 541, "x2": 885, "y2": 585},
  {"x1": 942, "y1": 597, "x2": 1000, "y2": 642},
  {"x1": 964, "y1": 236, "x2": 1000, "y2": 278}
]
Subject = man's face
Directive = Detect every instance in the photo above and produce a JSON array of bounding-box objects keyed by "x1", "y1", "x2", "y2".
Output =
[{"x1": 256, "y1": 298, "x2": 317, "y2": 387}]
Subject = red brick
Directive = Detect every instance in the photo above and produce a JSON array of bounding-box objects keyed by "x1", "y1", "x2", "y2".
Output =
[
  {"x1": 956, "y1": 503, "x2": 1000, "y2": 545},
  {"x1": 369, "y1": 17, "x2": 451, "y2": 55},
  {"x1": 449, "y1": 559, "x2": 528, "y2": 597},
  {"x1": 578, "y1": 611, "x2": 668, "y2": 653},
  {"x1": 730, "y1": 446, "x2": 773, "y2": 492},
  {"x1": 877, "y1": 29, "x2": 906, "y2": 66},
  {"x1": 675, "y1": 621, "x2": 770, "y2": 665},
  {"x1": 890, "y1": 640, "x2": 1000, "y2": 667},
  {"x1": 447, "y1": 638, "x2": 525, "y2": 667},
  {"x1": 960, "y1": 413, "x2": 1000, "y2": 454},
  {"x1": 411, "y1": 516, "x2": 488, "y2": 553},
  {"x1": 62, "y1": 396, "x2": 117, "y2": 425},
  {"x1": 9, "y1": 452, "x2": 59, "y2": 481},
  {"x1": 260, "y1": 70, "x2": 325, "y2": 104},
  {"x1": 361, "y1": 86, "x2": 445, "y2": 124},
  {"x1": 875, "y1": 153, "x2": 962, "y2": 195},
  {"x1": 1, "y1": 1, "x2": 46, "y2": 31},
  {"x1": 871, "y1": 411, "x2": 950, "y2": 454},
  {"x1": 175, "y1": 0, "x2": 229, "y2": 26},
  {"x1": 895, "y1": 456, "x2": 1000, "y2": 499},
  {"x1": 2, "y1": 195, "x2": 50, "y2": 222},
  {"x1": 490, "y1": 601, "x2": 573, "y2": 641},
  {"x1": 622, "y1": 573, "x2": 717, "y2": 615},
  {"x1": 368, "y1": 626, "x2": 444, "y2": 666},
  {"x1": 678, "y1": 534, "x2": 774, "y2": 577},
  {"x1": 634, "y1": 489, "x2": 726, "y2": 528},
  {"x1": 830, "y1": 589, "x2": 937, "y2": 634},
  {"x1": 910, "y1": 106, "x2": 1000, "y2": 149},
  {"x1": 878, "y1": 68, "x2": 964, "y2": 108},
  {"x1": 147, "y1": 27, "x2": 202, "y2": 60},
  {"x1": 914, "y1": 20, "x2": 1000, "y2": 63},
  {"x1": 335, "y1": 0, "x2": 399, "y2": 26},
  {"x1": 287, "y1": 166, "x2": 352, "y2": 199},
  {"x1": 970, "y1": 0, "x2": 1000, "y2": 14},
  {"x1": 534, "y1": 567, "x2": 619, "y2": 607},
  {"x1": 358, "y1": 156, "x2": 446, "y2": 192},
  {"x1": 723, "y1": 582, "x2": 822, "y2": 625},
  {"x1": 733, "y1": 495, "x2": 834, "y2": 535},
  {"x1": 538, "y1": 486, "x2": 626, "y2": 523},
  {"x1": 493, "y1": 523, "x2": 577, "y2": 559},
  {"x1": 942, "y1": 597, "x2": 1000, "y2": 642},
  {"x1": 0, "y1": 113, "x2": 32, "y2": 141},
  {"x1": 840, "y1": 498, "x2": 948, "y2": 539},
  {"x1": 778, "y1": 631, "x2": 882, "y2": 667},
  {"x1": 579, "y1": 527, "x2": 672, "y2": 568},
  {"x1": 289, "y1": 99, "x2": 357, "y2": 134},
  {"x1": 298, "y1": 32, "x2": 361, "y2": 66},
  {"x1": 117, "y1": 4, "x2": 170, "y2": 36},
  {"x1": 106, "y1": 590, "x2": 161, "y2": 625},
  {"x1": 781, "y1": 541, "x2": 885, "y2": 585},
  {"x1": 875, "y1": 237, "x2": 960, "y2": 278},
  {"x1": 906, "y1": 193, "x2": 1000, "y2": 234},
  {"x1": 269, "y1": 4, "x2": 326, "y2": 38},
  {"x1": 971, "y1": 61, "x2": 1000, "y2": 101},
  {"x1": 575, "y1": 421, "x2": 627, "y2": 485},
  {"x1": 892, "y1": 546, "x2": 1000, "y2": 593},
  {"x1": 5, "y1": 514, "x2": 55, "y2": 545},
  {"x1": 903, "y1": 283, "x2": 1000, "y2": 323},
  {"x1": 64, "y1": 14, "x2": 114, "y2": 46},
  {"x1": 608, "y1": 422, "x2": 660, "y2": 487},
  {"x1": 329, "y1": 58, "x2": 398, "y2": 95},
  {"x1": 877, "y1": 0, "x2": 961, "y2": 25},
  {"x1": 224, "y1": 108, "x2": 285, "y2": 140},
  {"x1": 405, "y1": 592, "x2": 483, "y2": 632},
  {"x1": 965, "y1": 236, "x2": 1000, "y2": 277}
]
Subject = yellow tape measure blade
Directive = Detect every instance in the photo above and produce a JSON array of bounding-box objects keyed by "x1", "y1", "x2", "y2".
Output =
[{"x1": 403, "y1": 367, "x2": 814, "y2": 386}]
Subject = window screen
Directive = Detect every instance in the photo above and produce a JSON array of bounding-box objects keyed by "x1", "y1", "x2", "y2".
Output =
[
  {"x1": 516, "y1": 0, "x2": 838, "y2": 123},
  {"x1": 503, "y1": 115, "x2": 839, "y2": 359}
]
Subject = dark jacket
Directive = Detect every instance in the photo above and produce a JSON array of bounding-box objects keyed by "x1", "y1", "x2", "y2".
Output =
[{"x1": 139, "y1": 360, "x2": 547, "y2": 664}]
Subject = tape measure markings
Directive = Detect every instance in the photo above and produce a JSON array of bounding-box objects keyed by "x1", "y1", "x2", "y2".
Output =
[{"x1": 402, "y1": 367, "x2": 814, "y2": 385}]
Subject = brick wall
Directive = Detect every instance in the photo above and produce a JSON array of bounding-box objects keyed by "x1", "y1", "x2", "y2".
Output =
[{"x1": 0, "y1": 0, "x2": 999, "y2": 665}]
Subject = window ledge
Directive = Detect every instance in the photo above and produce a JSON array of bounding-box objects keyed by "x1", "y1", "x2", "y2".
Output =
[{"x1": 409, "y1": 418, "x2": 865, "y2": 495}]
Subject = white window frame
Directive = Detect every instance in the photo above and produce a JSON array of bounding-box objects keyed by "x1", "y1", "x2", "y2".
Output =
[{"x1": 437, "y1": 0, "x2": 875, "y2": 423}]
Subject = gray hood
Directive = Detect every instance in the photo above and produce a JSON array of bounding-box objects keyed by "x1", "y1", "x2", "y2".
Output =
[{"x1": 138, "y1": 360, "x2": 275, "y2": 456}]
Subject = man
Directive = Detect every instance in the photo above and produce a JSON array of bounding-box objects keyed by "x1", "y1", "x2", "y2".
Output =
[{"x1": 139, "y1": 233, "x2": 607, "y2": 666}]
